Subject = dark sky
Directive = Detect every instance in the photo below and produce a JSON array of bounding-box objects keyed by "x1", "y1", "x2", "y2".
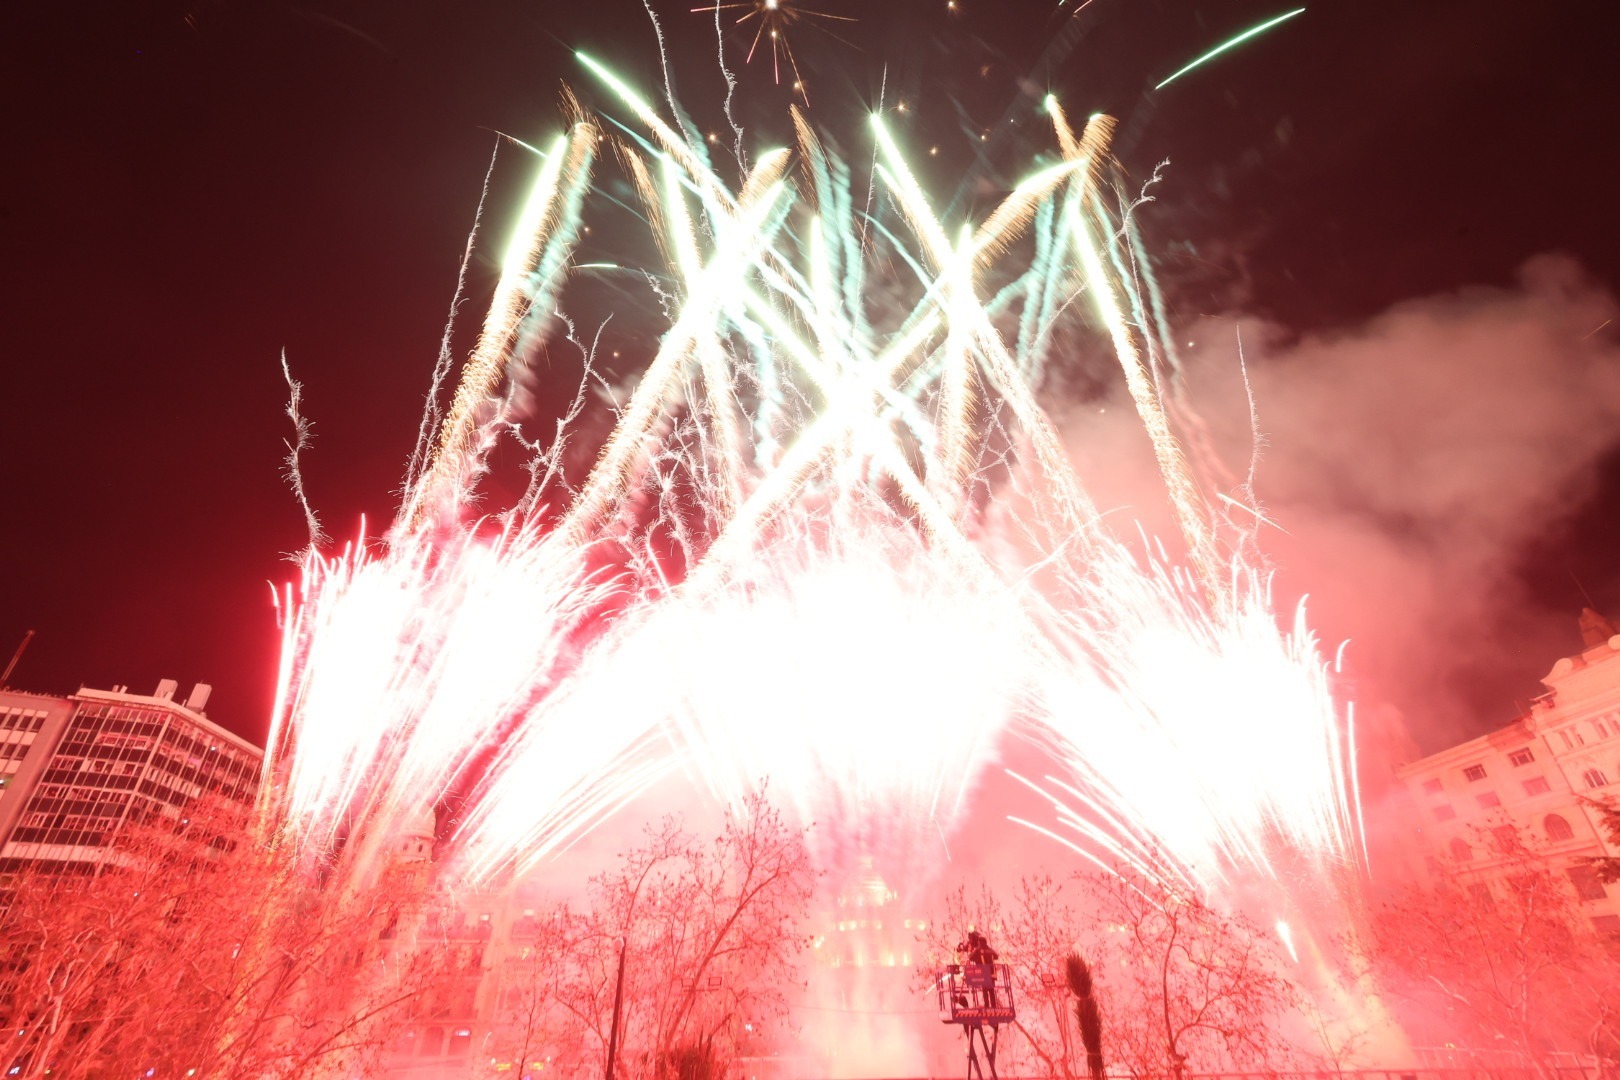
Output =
[{"x1": 3, "y1": 0, "x2": 1618, "y2": 747}]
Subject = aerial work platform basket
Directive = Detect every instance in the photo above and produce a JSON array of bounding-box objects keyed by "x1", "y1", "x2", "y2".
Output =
[{"x1": 935, "y1": 962, "x2": 1016, "y2": 1079}]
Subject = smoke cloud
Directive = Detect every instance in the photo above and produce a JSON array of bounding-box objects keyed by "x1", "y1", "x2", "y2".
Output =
[{"x1": 1058, "y1": 254, "x2": 1620, "y2": 758}]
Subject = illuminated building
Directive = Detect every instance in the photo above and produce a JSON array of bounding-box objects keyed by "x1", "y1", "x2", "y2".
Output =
[
  {"x1": 0, "y1": 680, "x2": 260, "y2": 872},
  {"x1": 821, "y1": 854, "x2": 921, "y2": 972},
  {"x1": 800, "y1": 854, "x2": 931, "y2": 1076},
  {"x1": 1394, "y1": 609, "x2": 1620, "y2": 934}
]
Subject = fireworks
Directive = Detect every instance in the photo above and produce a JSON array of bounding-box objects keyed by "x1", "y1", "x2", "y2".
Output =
[
  {"x1": 265, "y1": 48, "x2": 1363, "y2": 907},
  {"x1": 691, "y1": 0, "x2": 856, "y2": 102},
  {"x1": 1154, "y1": 7, "x2": 1308, "y2": 91},
  {"x1": 1011, "y1": 549, "x2": 1365, "y2": 888}
]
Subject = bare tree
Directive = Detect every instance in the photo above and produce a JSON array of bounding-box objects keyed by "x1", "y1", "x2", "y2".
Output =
[
  {"x1": 0, "y1": 798, "x2": 454, "y2": 1080},
  {"x1": 485, "y1": 909, "x2": 574, "y2": 1077},
  {"x1": 1369, "y1": 830, "x2": 1620, "y2": 1071},
  {"x1": 0, "y1": 799, "x2": 258, "y2": 1078},
  {"x1": 512, "y1": 791, "x2": 815, "y2": 1078},
  {"x1": 199, "y1": 846, "x2": 457, "y2": 1079},
  {"x1": 1072, "y1": 871, "x2": 1300, "y2": 1079}
]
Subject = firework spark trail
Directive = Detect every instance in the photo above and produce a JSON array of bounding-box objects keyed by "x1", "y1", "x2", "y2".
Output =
[
  {"x1": 401, "y1": 125, "x2": 597, "y2": 531},
  {"x1": 267, "y1": 51, "x2": 1363, "y2": 909},
  {"x1": 1015, "y1": 539, "x2": 1362, "y2": 889},
  {"x1": 560, "y1": 178, "x2": 789, "y2": 543},
  {"x1": 867, "y1": 116, "x2": 1101, "y2": 539},
  {"x1": 671, "y1": 120, "x2": 1094, "y2": 578},
  {"x1": 278, "y1": 352, "x2": 325, "y2": 547},
  {"x1": 267, "y1": 519, "x2": 622, "y2": 880},
  {"x1": 1154, "y1": 7, "x2": 1307, "y2": 91},
  {"x1": 1035, "y1": 95, "x2": 1224, "y2": 596},
  {"x1": 403, "y1": 144, "x2": 499, "y2": 503}
]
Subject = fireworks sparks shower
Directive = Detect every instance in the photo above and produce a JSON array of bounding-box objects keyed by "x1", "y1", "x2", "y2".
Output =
[
  {"x1": 691, "y1": 0, "x2": 856, "y2": 102},
  {"x1": 263, "y1": 48, "x2": 1363, "y2": 915}
]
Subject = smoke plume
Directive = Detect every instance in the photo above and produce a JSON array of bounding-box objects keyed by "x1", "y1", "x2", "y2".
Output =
[{"x1": 1059, "y1": 254, "x2": 1620, "y2": 757}]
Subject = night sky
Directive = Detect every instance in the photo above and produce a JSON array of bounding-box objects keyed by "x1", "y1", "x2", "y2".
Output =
[{"x1": 4, "y1": 0, "x2": 1618, "y2": 749}]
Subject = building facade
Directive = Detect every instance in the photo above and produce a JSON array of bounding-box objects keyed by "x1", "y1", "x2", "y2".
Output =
[
  {"x1": 1394, "y1": 609, "x2": 1620, "y2": 935},
  {"x1": 0, "y1": 680, "x2": 261, "y2": 872}
]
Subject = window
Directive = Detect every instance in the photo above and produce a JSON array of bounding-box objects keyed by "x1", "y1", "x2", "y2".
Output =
[
  {"x1": 1476, "y1": 792, "x2": 1501, "y2": 808},
  {"x1": 1583, "y1": 768, "x2": 1610, "y2": 789},
  {"x1": 1598, "y1": 718, "x2": 1612, "y2": 739},
  {"x1": 1422, "y1": 778, "x2": 1443, "y2": 795},
  {"x1": 1568, "y1": 866, "x2": 1608, "y2": 901},
  {"x1": 1491, "y1": 824, "x2": 1519, "y2": 852},
  {"x1": 1467, "y1": 883, "x2": 1496, "y2": 909},
  {"x1": 1433, "y1": 805, "x2": 1457, "y2": 821},
  {"x1": 1508, "y1": 747, "x2": 1535, "y2": 766},
  {"x1": 1449, "y1": 838, "x2": 1473, "y2": 862},
  {"x1": 1523, "y1": 776, "x2": 1553, "y2": 796},
  {"x1": 1463, "y1": 764, "x2": 1487, "y2": 782},
  {"x1": 1544, "y1": 814, "x2": 1575, "y2": 841},
  {"x1": 1593, "y1": 914, "x2": 1620, "y2": 936}
]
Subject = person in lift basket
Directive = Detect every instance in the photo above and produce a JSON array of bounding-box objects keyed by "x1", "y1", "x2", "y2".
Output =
[
  {"x1": 957, "y1": 929, "x2": 998, "y2": 966},
  {"x1": 953, "y1": 930, "x2": 1000, "y2": 1008}
]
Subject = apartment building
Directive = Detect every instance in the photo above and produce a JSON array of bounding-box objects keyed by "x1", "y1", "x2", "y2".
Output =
[{"x1": 1394, "y1": 609, "x2": 1620, "y2": 934}]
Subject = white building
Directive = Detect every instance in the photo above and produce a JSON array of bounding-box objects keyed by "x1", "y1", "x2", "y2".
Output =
[{"x1": 1394, "y1": 609, "x2": 1620, "y2": 935}]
